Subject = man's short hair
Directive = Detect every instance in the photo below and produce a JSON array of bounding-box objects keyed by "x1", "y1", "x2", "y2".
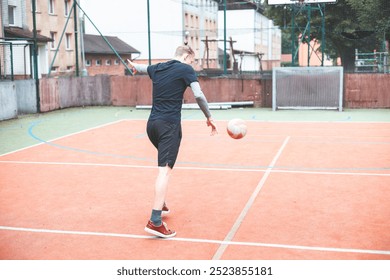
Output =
[{"x1": 175, "y1": 45, "x2": 195, "y2": 57}]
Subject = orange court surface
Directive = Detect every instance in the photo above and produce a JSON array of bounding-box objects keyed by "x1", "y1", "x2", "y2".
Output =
[{"x1": 0, "y1": 107, "x2": 389, "y2": 261}]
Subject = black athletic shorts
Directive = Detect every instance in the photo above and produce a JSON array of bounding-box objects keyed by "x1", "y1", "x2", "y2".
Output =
[{"x1": 146, "y1": 119, "x2": 182, "y2": 169}]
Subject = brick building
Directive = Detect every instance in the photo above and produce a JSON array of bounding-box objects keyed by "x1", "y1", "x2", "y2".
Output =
[
  {"x1": 25, "y1": 0, "x2": 77, "y2": 76},
  {"x1": 83, "y1": 34, "x2": 140, "y2": 76}
]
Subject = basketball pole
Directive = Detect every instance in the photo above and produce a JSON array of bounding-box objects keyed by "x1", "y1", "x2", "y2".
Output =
[
  {"x1": 290, "y1": 2, "x2": 326, "y2": 67},
  {"x1": 307, "y1": 4, "x2": 311, "y2": 66},
  {"x1": 321, "y1": 3, "x2": 325, "y2": 66}
]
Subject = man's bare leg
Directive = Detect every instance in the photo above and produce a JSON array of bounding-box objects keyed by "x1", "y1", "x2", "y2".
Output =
[{"x1": 144, "y1": 165, "x2": 176, "y2": 238}]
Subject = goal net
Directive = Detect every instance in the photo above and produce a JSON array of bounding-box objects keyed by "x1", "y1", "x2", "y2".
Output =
[{"x1": 272, "y1": 67, "x2": 344, "y2": 111}]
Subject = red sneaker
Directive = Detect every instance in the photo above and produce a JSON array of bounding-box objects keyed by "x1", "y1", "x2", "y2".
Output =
[
  {"x1": 144, "y1": 220, "x2": 176, "y2": 238},
  {"x1": 162, "y1": 203, "x2": 170, "y2": 216}
]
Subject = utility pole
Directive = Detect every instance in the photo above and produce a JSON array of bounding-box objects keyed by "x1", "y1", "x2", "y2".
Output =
[
  {"x1": 223, "y1": 0, "x2": 227, "y2": 74},
  {"x1": 73, "y1": 0, "x2": 80, "y2": 76},
  {"x1": 32, "y1": 0, "x2": 40, "y2": 112},
  {"x1": 147, "y1": 0, "x2": 151, "y2": 65}
]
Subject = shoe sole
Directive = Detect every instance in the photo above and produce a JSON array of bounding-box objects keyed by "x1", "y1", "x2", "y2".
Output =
[
  {"x1": 144, "y1": 226, "x2": 176, "y2": 238},
  {"x1": 161, "y1": 210, "x2": 170, "y2": 216}
]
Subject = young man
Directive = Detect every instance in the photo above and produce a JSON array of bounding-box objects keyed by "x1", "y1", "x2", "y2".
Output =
[{"x1": 127, "y1": 46, "x2": 218, "y2": 238}]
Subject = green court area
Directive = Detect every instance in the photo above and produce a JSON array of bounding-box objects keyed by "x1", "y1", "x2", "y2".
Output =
[
  {"x1": 1, "y1": 105, "x2": 389, "y2": 262},
  {"x1": 1, "y1": 106, "x2": 390, "y2": 155}
]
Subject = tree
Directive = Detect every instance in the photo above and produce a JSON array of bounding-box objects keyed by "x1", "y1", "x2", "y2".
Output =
[
  {"x1": 347, "y1": 0, "x2": 390, "y2": 50},
  {"x1": 263, "y1": 0, "x2": 389, "y2": 71}
]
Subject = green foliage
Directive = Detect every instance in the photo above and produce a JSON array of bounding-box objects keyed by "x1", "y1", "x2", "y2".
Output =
[
  {"x1": 347, "y1": 0, "x2": 390, "y2": 33},
  {"x1": 263, "y1": 0, "x2": 389, "y2": 71}
]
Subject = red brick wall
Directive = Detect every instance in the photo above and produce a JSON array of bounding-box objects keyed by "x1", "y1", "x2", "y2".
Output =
[
  {"x1": 111, "y1": 76, "x2": 152, "y2": 106},
  {"x1": 85, "y1": 54, "x2": 132, "y2": 76},
  {"x1": 38, "y1": 73, "x2": 390, "y2": 112},
  {"x1": 110, "y1": 75, "x2": 262, "y2": 106},
  {"x1": 344, "y1": 74, "x2": 390, "y2": 108}
]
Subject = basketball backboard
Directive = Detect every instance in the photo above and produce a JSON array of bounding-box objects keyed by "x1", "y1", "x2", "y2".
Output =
[{"x1": 268, "y1": 0, "x2": 337, "y2": 5}]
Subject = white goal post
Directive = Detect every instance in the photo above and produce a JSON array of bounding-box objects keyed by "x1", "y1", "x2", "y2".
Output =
[
  {"x1": 268, "y1": 0, "x2": 337, "y2": 5},
  {"x1": 272, "y1": 67, "x2": 344, "y2": 111}
]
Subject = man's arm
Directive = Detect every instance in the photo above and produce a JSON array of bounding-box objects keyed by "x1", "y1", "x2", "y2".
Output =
[
  {"x1": 190, "y1": 81, "x2": 218, "y2": 135},
  {"x1": 127, "y1": 59, "x2": 148, "y2": 74},
  {"x1": 190, "y1": 81, "x2": 211, "y2": 118}
]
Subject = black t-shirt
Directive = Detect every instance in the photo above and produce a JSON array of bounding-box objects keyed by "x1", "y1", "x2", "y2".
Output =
[{"x1": 147, "y1": 60, "x2": 198, "y2": 122}]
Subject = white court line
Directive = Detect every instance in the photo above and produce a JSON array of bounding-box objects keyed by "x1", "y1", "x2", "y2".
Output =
[
  {"x1": 1, "y1": 160, "x2": 389, "y2": 177},
  {"x1": 212, "y1": 136, "x2": 291, "y2": 260},
  {"x1": 3, "y1": 118, "x2": 389, "y2": 159},
  {"x1": 1, "y1": 225, "x2": 389, "y2": 257},
  {"x1": 0, "y1": 119, "x2": 127, "y2": 157}
]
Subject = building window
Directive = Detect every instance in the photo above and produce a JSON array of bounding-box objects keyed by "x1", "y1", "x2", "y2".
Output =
[
  {"x1": 105, "y1": 59, "x2": 111, "y2": 66},
  {"x1": 64, "y1": 0, "x2": 70, "y2": 16},
  {"x1": 51, "y1": 66, "x2": 58, "y2": 72},
  {"x1": 65, "y1": 33, "x2": 72, "y2": 49},
  {"x1": 114, "y1": 59, "x2": 120, "y2": 65},
  {"x1": 8, "y1": 6, "x2": 16, "y2": 25},
  {"x1": 31, "y1": 0, "x2": 41, "y2": 12},
  {"x1": 49, "y1": 0, "x2": 55, "y2": 14},
  {"x1": 96, "y1": 59, "x2": 102, "y2": 66},
  {"x1": 86, "y1": 60, "x2": 91, "y2": 66},
  {"x1": 50, "y1": 32, "x2": 56, "y2": 49},
  {"x1": 185, "y1": 13, "x2": 188, "y2": 28}
]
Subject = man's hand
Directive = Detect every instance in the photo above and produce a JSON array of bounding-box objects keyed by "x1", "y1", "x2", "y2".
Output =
[
  {"x1": 207, "y1": 117, "x2": 218, "y2": 136},
  {"x1": 126, "y1": 59, "x2": 137, "y2": 75}
]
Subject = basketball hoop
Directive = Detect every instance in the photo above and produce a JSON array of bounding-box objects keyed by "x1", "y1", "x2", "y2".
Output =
[{"x1": 288, "y1": 0, "x2": 306, "y2": 6}]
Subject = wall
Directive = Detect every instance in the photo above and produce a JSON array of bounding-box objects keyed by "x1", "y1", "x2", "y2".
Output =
[
  {"x1": 110, "y1": 76, "x2": 152, "y2": 106},
  {"x1": 39, "y1": 77, "x2": 60, "y2": 112},
  {"x1": 1, "y1": 73, "x2": 389, "y2": 121},
  {"x1": 110, "y1": 75, "x2": 262, "y2": 106},
  {"x1": 39, "y1": 76, "x2": 111, "y2": 112},
  {"x1": 344, "y1": 74, "x2": 390, "y2": 108},
  {"x1": 0, "y1": 82, "x2": 17, "y2": 120},
  {"x1": 16, "y1": 79, "x2": 37, "y2": 114},
  {"x1": 195, "y1": 76, "x2": 262, "y2": 104}
]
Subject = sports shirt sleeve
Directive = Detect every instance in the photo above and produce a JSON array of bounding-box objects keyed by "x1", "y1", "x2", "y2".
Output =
[
  {"x1": 133, "y1": 64, "x2": 148, "y2": 74},
  {"x1": 183, "y1": 65, "x2": 198, "y2": 86},
  {"x1": 190, "y1": 82, "x2": 212, "y2": 118}
]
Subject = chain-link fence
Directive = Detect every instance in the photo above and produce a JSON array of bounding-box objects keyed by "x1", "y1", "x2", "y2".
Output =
[{"x1": 0, "y1": 41, "x2": 33, "y2": 81}]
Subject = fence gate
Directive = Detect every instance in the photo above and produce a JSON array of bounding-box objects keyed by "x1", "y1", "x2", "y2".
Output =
[{"x1": 0, "y1": 41, "x2": 33, "y2": 81}]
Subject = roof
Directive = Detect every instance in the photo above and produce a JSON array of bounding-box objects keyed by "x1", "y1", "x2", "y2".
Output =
[
  {"x1": 217, "y1": 0, "x2": 264, "y2": 12},
  {"x1": 218, "y1": 48, "x2": 264, "y2": 56},
  {"x1": 4, "y1": 27, "x2": 52, "y2": 42},
  {"x1": 232, "y1": 49, "x2": 264, "y2": 57},
  {"x1": 83, "y1": 34, "x2": 140, "y2": 55}
]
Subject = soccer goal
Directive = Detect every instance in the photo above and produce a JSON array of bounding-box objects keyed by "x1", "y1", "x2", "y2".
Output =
[{"x1": 272, "y1": 67, "x2": 344, "y2": 111}]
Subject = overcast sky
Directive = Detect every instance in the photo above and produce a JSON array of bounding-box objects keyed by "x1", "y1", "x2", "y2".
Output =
[
  {"x1": 80, "y1": 0, "x2": 147, "y2": 35},
  {"x1": 77, "y1": 0, "x2": 272, "y2": 59},
  {"x1": 79, "y1": 0, "x2": 183, "y2": 59}
]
